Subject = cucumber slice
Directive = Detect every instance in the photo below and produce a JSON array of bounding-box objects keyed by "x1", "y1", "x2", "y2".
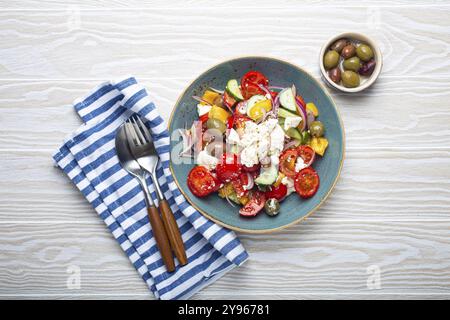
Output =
[
  {"x1": 255, "y1": 165, "x2": 278, "y2": 186},
  {"x1": 285, "y1": 127, "x2": 302, "y2": 141},
  {"x1": 301, "y1": 131, "x2": 311, "y2": 145},
  {"x1": 278, "y1": 107, "x2": 299, "y2": 118},
  {"x1": 279, "y1": 87, "x2": 297, "y2": 112},
  {"x1": 246, "y1": 94, "x2": 266, "y2": 109},
  {"x1": 225, "y1": 79, "x2": 244, "y2": 101}
]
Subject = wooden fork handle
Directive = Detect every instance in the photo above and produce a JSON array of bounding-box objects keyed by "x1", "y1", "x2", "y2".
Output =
[
  {"x1": 159, "y1": 199, "x2": 188, "y2": 266},
  {"x1": 147, "y1": 206, "x2": 175, "y2": 272}
]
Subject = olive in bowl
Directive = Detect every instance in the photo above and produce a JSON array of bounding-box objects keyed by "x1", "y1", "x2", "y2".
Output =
[{"x1": 320, "y1": 32, "x2": 382, "y2": 93}]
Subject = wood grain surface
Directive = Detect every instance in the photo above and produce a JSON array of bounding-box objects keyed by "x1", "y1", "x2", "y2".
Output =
[{"x1": 0, "y1": 0, "x2": 449, "y2": 299}]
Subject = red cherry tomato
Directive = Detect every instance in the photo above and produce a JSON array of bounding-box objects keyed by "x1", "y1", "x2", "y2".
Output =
[
  {"x1": 294, "y1": 167, "x2": 320, "y2": 199},
  {"x1": 279, "y1": 149, "x2": 298, "y2": 178},
  {"x1": 216, "y1": 153, "x2": 242, "y2": 183},
  {"x1": 265, "y1": 183, "x2": 288, "y2": 201},
  {"x1": 239, "y1": 190, "x2": 266, "y2": 217},
  {"x1": 296, "y1": 145, "x2": 315, "y2": 167},
  {"x1": 231, "y1": 173, "x2": 250, "y2": 198},
  {"x1": 241, "y1": 71, "x2": 269, "y2": 99},
  {"x1": 187, "y1": 166, "x2": 220, "y2": 197},
  {"x1": 223, "y1": 91, "x2": 237, "y2": 109}
]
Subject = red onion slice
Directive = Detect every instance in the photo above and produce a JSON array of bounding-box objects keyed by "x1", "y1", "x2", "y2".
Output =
[
  {"x1": 209, "y1": 87, "x2": 224, "y2": 94},
  {"x1": 268, "y1": 86, "x2": 284, "y2": 91},
  {"x1": 306, "y1": 109, "x2": 315, "y2": 128},
  {"x1": 225, "y1": 193, "x2": 236, "y2": 207},
  {"x1": 192, "y1": 95, "x2": 212, "y2": 105},
  {"x1": 283, "y1": 139, "x2": 300, "y2": 151},
  {"x1": 243, "y1": 172, "x2": 254, "y2": 191},
  {"x1": 295, "y1": 97, "x2": 307, "y2": 132},
  {"x1": 236, "y1": 101, "x2": 247, "y2": 114}
]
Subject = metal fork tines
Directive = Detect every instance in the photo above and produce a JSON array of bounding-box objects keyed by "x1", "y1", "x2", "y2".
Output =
[{"x1": 125, "y1": 115, "x2": 188, "y2": 266}]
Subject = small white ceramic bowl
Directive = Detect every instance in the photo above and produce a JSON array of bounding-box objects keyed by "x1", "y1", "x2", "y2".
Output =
[{"x1": 319, "y1": 32, "x2": 382, "y2": 93}]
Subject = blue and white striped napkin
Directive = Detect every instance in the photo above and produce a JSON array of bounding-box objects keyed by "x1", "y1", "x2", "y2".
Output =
[{"x1": 53, "y1": 77, "x2": 248, "y2": 300}]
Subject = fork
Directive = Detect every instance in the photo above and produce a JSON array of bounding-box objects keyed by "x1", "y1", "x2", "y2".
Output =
[{"x1": 125, "y1": 115, "x2": 188, "y2": 266}]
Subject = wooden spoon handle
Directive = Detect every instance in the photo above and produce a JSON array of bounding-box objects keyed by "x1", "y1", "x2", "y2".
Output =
[
  {"x1": 147, "y1": 205, "x2": 175, "y2": 272},
  {"x1": 159, "y1": 199, "x2": 188, "y2": 266}
]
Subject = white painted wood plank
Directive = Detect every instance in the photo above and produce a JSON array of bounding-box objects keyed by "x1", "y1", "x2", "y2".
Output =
[
  {"x1": 1, "y1": 0, "x2": 449, "y2": 10},
  {"x1": 1, "y1": 0, "x2": 449, "y2": 300},
  {"x1": 0, "y1": 7, "x2": 449, "y2": 80},
  {"x1": 0, "y1": 220, "x2": 449, "y2": 299},
  {"x1": 0, "y1": 77, "x2": 449, "y2": 150},
  {"x1": 1, "y1": 149, "x2": 449, "y2": 222}
]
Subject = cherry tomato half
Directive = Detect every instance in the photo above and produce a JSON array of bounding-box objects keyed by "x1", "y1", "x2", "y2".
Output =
[
  {"x1": 241, "y1": 71, "x2": 269, "y2": 99},
  {"x1": 239, "y1": 190, "x2": 266, "y2": 217},
  {"x1": 223, "y1": 91, "x2": 237, "y2": 109},
  {"x1": 296, "y1": 145, "x2": 316, "y2": 167},
  {"x1": 216, "y1": 153, "x2": 242, "y2": 183},
  {"x1": 241, "y1": 82, "x2": 266, "y2": 100},
  {"x1": 279, "y1": 149, "x2": 298, "y2": 178},
  {"x1": 187, "y1": 166, "x2": 220, "y2": 197},
  {"x1": 294, "y1": 167, "x2": 320, "y2": 199},
  {"x1": 231, "y1": 173, "x2": 250, "y2": 198},
  {"x1": 241, "y1": 71, "x2": 269, "y2": 88},
  {"x1": 265, "y1": 183, "x2": 288, "y2": 201}
]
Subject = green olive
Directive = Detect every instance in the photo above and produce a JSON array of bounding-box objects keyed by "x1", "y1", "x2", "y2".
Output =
[
  {"x1": 343, "y1": 56, "x2": 361, "y2": 72},
  {"x1": 323, "y1": 50, "x2": 340, "y2": 70},
  {"x1": 341, "y1": 44, "x2": 356, "y2": 59},
  {"x1": 341, "y1": 71, "x2": 360, "y2": 88},
  {"x1": 264, "y1": 198, "x2": 280, "y2": 216},
  {"x1": 356, "y1": 44, "x2": 374, "y2": 62},
  {"x1": 309, "y1": 121, "x2": 325, "y2": 137},
  {"x1": 206, "y1": 118, "x2": 226, "y2": 134}
]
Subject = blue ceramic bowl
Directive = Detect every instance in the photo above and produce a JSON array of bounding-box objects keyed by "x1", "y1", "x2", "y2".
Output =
[{"x1": 168, "y1": 56, "x2": 345, "y2": 233}]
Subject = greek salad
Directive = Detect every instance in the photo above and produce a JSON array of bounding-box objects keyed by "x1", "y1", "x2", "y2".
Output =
[{"x1": 181, "y1": 71, "x2": 329, "y2": 217}]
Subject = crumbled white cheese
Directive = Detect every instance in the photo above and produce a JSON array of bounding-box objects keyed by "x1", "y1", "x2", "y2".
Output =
[
  {"x1": 283, "y1": 116, "x2": 302, "y2": 131},
  {"x1": 239, "y1": 119, "x2": 285, "y2": 168},
  {"x1": 227, "y1": 128, "x2": 240, "y2": 145},
  {"x1": 295, "y1": 157, "x2": 307, "y2": 172},
  {"x1": 281, "y1": 176, "x2": 295, "y2": 196},
  {"x1": 197, "y1": 104, "x2": 211, "y2": 117},
  {"x1": 270, "y1": 124, "x2": 285, "y2": 155},
  {"x1": 196, "y1": 150, "x2": 218, "y2": 170},
  {"x1": 240, "y1": 144, "x2": 259, "y2": 168}
]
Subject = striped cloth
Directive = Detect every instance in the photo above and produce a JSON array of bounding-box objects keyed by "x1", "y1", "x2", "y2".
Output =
[{"x1": 53, "y1": 77, "x2": 248, "y2": 300}]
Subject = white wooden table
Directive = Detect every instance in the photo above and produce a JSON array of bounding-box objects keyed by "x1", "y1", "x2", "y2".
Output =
[{"x1": 1, "y1": 0, "x2": 449, "y2": 300}]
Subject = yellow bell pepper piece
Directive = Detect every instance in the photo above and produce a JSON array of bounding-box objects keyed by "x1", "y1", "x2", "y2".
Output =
[
  {"x1": 239, "y1": 195, "x2": 250, "y2": 206},
  {"x1": 309, "y1": 137, "x2": 328, "y2": 156},
  {"x1": 201, "y1": 90, "x2": 220, "y2": 105},
  {"x1": 218, "y1": 183, "x2": 234, "y2": 198},
  {"x1": 273, "y1": 172, "x2": 285, "y2": 188},
  {"x1": 247, "y1": 99, "x2": 272, "y2": 121},
  {"x1": 209, "y1": 105, "x2": 230, "y2": 123},
  {"x1": 306, "y1": 102, "x2": 319, "y2": 117}
]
